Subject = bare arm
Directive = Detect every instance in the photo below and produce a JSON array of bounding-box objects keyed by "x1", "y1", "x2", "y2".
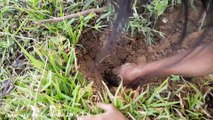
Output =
[
  {"x1": 143, "y1": 42, "x2": 213, "y2": 76},
  {"x1": 113, "y1": 42, "x2": 213, "y2": 84}
]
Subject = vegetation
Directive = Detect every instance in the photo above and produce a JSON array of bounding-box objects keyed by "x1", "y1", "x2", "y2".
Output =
[{"x1": 0, "y1": 0, "x2": 211, "y2": 119}]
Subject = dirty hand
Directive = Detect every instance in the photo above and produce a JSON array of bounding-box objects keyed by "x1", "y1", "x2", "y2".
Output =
[
  {"x1": 77, "y1": 103, "x2": 128, "y2": 120},
  {"x1": 113, "y1": 63, "x2": 144, "y2": 84}
]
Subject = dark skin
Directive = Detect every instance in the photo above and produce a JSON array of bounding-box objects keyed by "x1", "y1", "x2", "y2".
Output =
[{"x1": 78, "y1": 42, "x2": 213, "y2": 120}]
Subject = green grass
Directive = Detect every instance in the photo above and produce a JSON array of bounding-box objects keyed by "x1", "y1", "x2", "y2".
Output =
[{"x1": 0, "y1": 0, "x2": 211, "y2": 119}]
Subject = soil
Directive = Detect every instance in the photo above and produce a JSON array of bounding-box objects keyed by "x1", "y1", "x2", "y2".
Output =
[{"x1": 76, "y1": 3, "x2": 213, "y2": 114}]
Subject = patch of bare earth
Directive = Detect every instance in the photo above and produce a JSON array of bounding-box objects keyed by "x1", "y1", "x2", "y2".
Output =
[{"x1": 76, "y1": 3, "x2": 213, "y2": 115}]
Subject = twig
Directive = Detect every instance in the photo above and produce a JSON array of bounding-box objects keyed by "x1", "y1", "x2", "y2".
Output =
[{"x1": 35, "y1": 7, "x2": 107, "y2": 25}]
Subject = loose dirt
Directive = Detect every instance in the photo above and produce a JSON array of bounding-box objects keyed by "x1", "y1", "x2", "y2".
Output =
[{"x1": 76, "y1": 3, "x2": 213, "y2": 113}]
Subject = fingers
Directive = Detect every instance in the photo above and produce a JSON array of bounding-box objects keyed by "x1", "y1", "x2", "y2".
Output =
[
  {"x1": 112, "y1": 63, "x2": 136, "y2": 75},
  {"x1": 96, "y1": 103, "x2": 114, "y2": 112},
  {"x1": 77, "y1": 103, "x2": 128, "y2": 120},
  {"x1": 77, "y1": 103, "x2": 114, "y2": 120}
]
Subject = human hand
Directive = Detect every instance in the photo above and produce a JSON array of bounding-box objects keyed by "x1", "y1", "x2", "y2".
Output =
[
  {"x1": 77, "y1": 103, "x2": 128, "y2": 120},
  {"x1": 113, "y1": 63, "x2": 143, "y2": 85}
]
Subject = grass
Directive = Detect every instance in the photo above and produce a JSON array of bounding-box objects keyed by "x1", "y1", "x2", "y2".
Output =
[{"x1": 0, "y1": 0, "x2": 212, "y2": 119}]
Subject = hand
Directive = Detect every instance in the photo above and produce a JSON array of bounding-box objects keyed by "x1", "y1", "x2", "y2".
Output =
[
  {"x1": 77, "y1": 103, "x2": 128, "y2": 120},
  {"x1": 113, "y1": 63, "x2": 144, "y2": 84}
]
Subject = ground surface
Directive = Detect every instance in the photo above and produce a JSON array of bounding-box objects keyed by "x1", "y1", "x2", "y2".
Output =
[
  {"x1": 1, "y1": 0, "x2": 213, "y2": 119},
  {"x1": 77, "y1": 4, "x2": 213, "y2": 114}
]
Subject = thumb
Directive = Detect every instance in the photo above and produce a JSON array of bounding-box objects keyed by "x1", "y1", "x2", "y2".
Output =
[{"x1": 96, "y1": 103, "x2": 114, "y2": 112}]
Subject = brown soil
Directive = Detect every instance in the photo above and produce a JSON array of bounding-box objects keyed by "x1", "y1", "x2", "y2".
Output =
[
  {"x1": 76, "y1": 3, "x2": 213, "y2": 113},
  {"x1": 77, "y1": 5, "x2": 211, "y2": 84}
]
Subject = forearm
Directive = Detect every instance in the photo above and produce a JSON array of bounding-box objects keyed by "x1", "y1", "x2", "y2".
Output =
[
  {"x1": 138, "y1": 42, "x2": 213, "y2": 77},
  {"x1": 168, "y1": 43, "x2": 213, "y2": 76}
]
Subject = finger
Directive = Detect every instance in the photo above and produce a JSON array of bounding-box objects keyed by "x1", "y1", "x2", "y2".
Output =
[{"x1": 96, "y1": 103, "x2": 114, "y2": 112}]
